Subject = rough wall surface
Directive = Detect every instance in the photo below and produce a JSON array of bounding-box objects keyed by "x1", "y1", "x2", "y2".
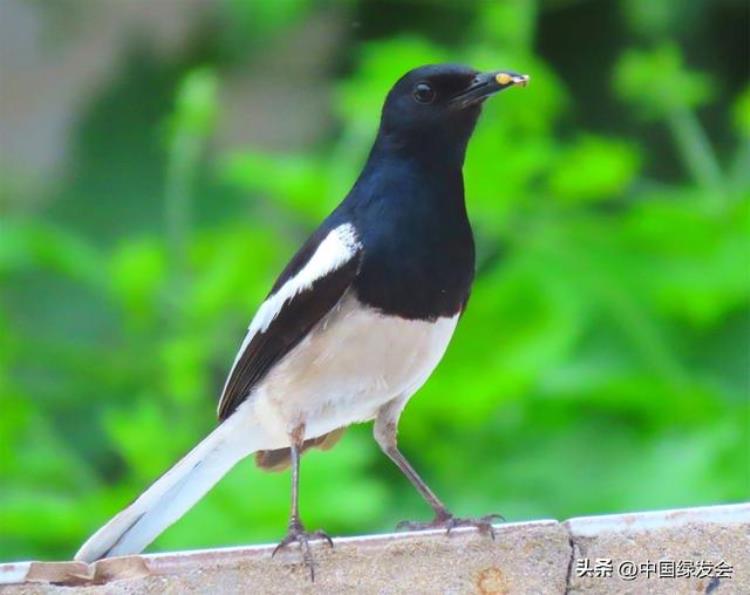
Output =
[{"x1": 1, "y1": 504, "x2": 747, "y2": 594}]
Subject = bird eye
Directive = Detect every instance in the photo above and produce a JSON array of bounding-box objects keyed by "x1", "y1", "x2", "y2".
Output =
[{"x1": 413, "y1": 82, "x2": 435, "y2": 104}]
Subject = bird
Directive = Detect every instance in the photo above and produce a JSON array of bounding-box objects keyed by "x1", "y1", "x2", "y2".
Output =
[{"x1": 75, "y1": 64, "x2": 530, "y2": 577}]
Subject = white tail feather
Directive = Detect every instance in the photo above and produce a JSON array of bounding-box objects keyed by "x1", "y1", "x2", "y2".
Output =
[{"x1": 75, "y1": 411, "x2": 268, "y2": 562}]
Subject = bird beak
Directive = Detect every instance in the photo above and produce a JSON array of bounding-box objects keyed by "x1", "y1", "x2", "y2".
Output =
[{"x1": 450, "y1": 70, "x2": 530, "y2": 109}]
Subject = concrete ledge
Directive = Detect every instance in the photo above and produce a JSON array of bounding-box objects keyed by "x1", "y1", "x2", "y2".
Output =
[
  {"x1": 566, "y1": 503, "x2": 749, "y2": 594},
  {"x1": 1, "y1": 504, "x2": 747, "y2": 594}
]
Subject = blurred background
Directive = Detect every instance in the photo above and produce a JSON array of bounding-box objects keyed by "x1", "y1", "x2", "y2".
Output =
[{"x1": 1, "y1": 0, "x2": 748, "y2": 561}]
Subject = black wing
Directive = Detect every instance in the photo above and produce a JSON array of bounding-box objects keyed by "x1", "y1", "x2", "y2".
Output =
[{"x1": 217, "y1": 224, "x2": 362, "y2": 421}]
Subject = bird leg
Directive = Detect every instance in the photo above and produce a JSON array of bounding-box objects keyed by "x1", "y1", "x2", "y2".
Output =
[
  {"x1": 271, "y1": 424, "x2": 333, "y2": 581},
  {"x1": 374, "y1": 405, "x2": 503, "y2": 539}
]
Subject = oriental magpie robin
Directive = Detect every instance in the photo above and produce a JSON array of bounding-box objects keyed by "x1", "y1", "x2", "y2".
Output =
[{"x1": 76, "y1": 64, "x2": 530, "y2": 576}]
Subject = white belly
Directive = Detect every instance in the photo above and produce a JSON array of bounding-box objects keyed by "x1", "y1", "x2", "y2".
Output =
[{"x1": 239, "y1": 293, "x2": 458, "y2": 446}]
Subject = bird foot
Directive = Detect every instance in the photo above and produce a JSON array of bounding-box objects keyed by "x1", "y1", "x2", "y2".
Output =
[
  {"x1": 271, "y1": 519, "x2": 333, "y2": 581},
  {"x1": 397, "y1": 512, "x2": 504, "y2": 539}
]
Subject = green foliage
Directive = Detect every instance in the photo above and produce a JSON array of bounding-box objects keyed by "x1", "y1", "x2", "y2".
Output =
[
  {"x1": 735, "y1": 87, "x2": 750, "y2": 138},
  {"x1": 1, "y1": 0, "x2": 747, "y2": 561},
  {"x1": 549, "y1": 136, "x2": 640, "y2": 203},
  {"x1": 614, "y1": 44, "x2": 715, "y2": 116}
]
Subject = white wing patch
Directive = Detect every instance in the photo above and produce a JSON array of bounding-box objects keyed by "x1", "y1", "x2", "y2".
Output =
[
  {"x1": 219, "y1": 223, "x2": 361, "y2": 403},
  {"x1": 250, "y1": 223, "x2": 361, "y2": 335}
]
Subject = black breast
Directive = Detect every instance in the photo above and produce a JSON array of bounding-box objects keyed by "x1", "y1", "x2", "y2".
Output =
[{"x1": 349, "y1": 165, "x2": 475, "y2": 320}]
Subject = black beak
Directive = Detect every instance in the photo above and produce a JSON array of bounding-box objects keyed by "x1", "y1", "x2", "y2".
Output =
[{"x1": 450, "y1": 70, "x2": 530, "y2": 108}]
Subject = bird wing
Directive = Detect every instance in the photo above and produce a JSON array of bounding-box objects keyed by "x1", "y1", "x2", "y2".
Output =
[{"x1": 217, "y1": 222, "x2": 362, "y2": 420}]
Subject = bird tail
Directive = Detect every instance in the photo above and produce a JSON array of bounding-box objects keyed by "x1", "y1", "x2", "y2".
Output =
[{"x1": 75, "y1": 411, "x2": 268, "y2": 563}]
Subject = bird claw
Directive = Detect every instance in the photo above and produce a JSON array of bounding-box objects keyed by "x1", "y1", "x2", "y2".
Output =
[
  {"x1": 271, "y1": 520, "x2": 333, "y2": 581},
  {"x1": 397, "y1": 512, "x2": 504, "y2": 539}
]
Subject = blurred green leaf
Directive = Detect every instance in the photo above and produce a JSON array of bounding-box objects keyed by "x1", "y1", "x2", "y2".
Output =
[
  {"x1": 733, "y1": 86, "x2": 750, "y2": 138},
  {"x1": 549, "y1": 135, "x2": 640, "y2": 203},
  {"x1": 221, "y1": 152, "x2": 332, "y2": 221},
  {"x1": 614, "y1": 44, "x2": 714, "y2": 116},
  {"x1": 0, "y1": 220, "x2": 103, "y2": 285},
  {"x1": 621, "y1": 0, "x2": 697, "y2": 38},
  {"x1": 109, "y1": 238, "x2": 167, "y2": 324},
  {"x1": 169, "y1": 68, "x2": 219, "y2": 138}
]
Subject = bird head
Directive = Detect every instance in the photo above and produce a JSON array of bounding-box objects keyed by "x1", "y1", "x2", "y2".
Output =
[{"x1": 377, "y1": 64, "x2": 529, "y2": 164}]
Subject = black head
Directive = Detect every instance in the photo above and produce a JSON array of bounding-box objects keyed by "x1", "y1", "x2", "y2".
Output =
[{"x1": 377, "y1": 64, "x2": 529, "y2": 165}]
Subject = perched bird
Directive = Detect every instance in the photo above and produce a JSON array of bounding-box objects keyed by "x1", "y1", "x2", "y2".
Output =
[{"x1": 76, "y1": 64, "x2": 529, "y2": 575}]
